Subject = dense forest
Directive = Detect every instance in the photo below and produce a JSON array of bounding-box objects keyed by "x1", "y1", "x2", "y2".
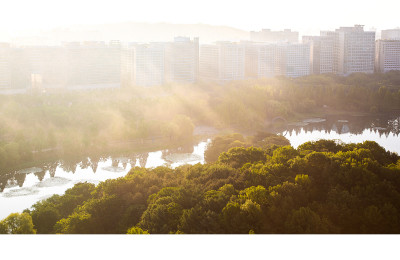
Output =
[
  {"x1": 1, "y1": 133, "x2": 400, "y2": 234},
  {"x1": 1, "y1": 72, "x2": 400, "y2": 170}
]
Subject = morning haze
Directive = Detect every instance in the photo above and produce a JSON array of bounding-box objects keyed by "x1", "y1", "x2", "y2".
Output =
[{"x1": 0, "y1": 0, "x2": 400, "y2": 245}]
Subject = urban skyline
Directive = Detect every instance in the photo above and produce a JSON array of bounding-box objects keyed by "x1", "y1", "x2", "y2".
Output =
[{"x1": 1, "y1": 25, "x2": 400, "y2": 90}]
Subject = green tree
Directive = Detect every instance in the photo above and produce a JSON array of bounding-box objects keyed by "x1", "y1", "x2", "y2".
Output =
[
  {"x1": 218, "y1": 147, "x2": 267, "y2": 168},
  {"x1": 0, "y1": 213, "x2": 36, "y2": 234},
  {"x1": 127, "y1": 226, "x2": 149, "y2": 234},
  {"x1": 204, "y1": 133, "x2": 246, "y2": 163},
  {"x1": 284, "y1": 207, "x2": 332, "y2": 234}
]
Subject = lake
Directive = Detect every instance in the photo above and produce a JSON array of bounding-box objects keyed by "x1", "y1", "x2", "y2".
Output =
[
  {"x1": 277, "y1": 114, "x2": 400, "y2": 154},
  {"x1": 0, "y1": 140, "x2": 210, "y2": 219},
  {"x1": 0, "y1": 113, "x2": 399, "y2": 219}
]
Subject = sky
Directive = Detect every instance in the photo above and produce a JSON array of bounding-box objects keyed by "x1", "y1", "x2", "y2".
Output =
[{"x1": 0, "y1": 0, "x2": 399, "y2": 33}]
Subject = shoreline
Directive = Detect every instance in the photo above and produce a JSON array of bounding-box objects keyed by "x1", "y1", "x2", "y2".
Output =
[
  {"x1": 2, "y1": 135, "x2": 210, "y2": 174},
  {"x1": 2, "y1": 109, "x2": 400, "y2": 174}
]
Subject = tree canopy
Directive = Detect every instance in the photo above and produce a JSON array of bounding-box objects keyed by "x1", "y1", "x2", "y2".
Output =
[{"x1": 2, "y1": 134, "x2": 399, "y2": 234}]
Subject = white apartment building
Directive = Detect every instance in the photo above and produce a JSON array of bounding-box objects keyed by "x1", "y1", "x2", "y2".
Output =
[
  {"x1": 244, "y1": 41, "x2": 310, "y2": 79},
  {"x1": 334, "y1": 25, "x2": 375, "y2": 75},
  {"x1": 126, "y1": 43, "x2": 165, "y2": 87},
  {"x1": 303, "y1": 32, "x2": 335, "y2": 74},
  {"x1": 165, "y1": 37, "x2": 199, "y2": 83},
  {"x1": 200, "y1": 42, "x2": 245, "y2": 82},
  {"x1": 244, "y1": 42, "x2": 276, "y2": 78},
  {"x1": 0, "y1": 44, "x2": 30, "y2": 89},
  {"x1": 64, "y1": 41, "x2": 121, "y2": 88},
  {"x1": 279, "y1": 43, "x2": 311, "y2": 78},
  {"x1": 381, "y1": 29, "x2": 400, "y2": 40},
  {"x1": 24, "y1": 46, "x2": 67, "y2": 88},
  {"x1": 375, "y1": 40, "x2": 400, "y2": 73},
  {"x1": 22, "y1": 42, "x2": 121, "y2": 89},
  {"x1": 319, "y1": 32, "x2": 335, "y2": 74}
]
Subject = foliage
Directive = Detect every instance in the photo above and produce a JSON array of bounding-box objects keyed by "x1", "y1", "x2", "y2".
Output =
[
  {"x1": 30, "y1": 182, "x2": 95, "y2": 233},
  {"x1": 126, "y1": 226, "x2": 149, "y2": 234},
  {"x1": 2, "y1": 72, "x2": 400, "y2": 170},
  {"x1": 0, "y1": 213, "x2": 36, "y2": 234},
  {"x1": 2, "y1": 135, "x2": 400, "y2": 234},
  {"x1": 218, "y1": 147, "x2": 267, "y2": 168},
  {"x1": 204, "y1": 132, "x2": 290, "y2": 163}
]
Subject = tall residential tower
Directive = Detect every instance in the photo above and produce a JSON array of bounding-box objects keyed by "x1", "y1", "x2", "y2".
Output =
[{"x1": 334, "y1": 25, "x2": 375, "y2": 75}]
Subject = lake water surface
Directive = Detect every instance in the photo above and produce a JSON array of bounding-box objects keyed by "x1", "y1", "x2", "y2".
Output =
[
  {"x1": 1, "y1": 113, "x2": 399, "y2": 219},
  {"x1": 0, "y1": 140, "x2": 210, "y2": 219},
  {"x1": 278, "y1": 114, "x2": 400, "y2": 154}
]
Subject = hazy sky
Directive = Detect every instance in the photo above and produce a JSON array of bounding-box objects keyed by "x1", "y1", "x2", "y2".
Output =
[{"x1": 0, "y1": 0, "x2": 399, "y2": 33}]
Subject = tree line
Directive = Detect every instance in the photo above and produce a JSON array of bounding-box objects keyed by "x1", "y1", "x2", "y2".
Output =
[
  {"x1": 2, "y1": 133, "x2": 400, "y2": 234},
  {"x1": 1, "y1": 72, "x2": 400, "y2": 171}
]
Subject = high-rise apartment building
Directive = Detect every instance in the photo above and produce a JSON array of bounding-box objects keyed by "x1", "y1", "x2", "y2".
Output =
[
  {"x1": 250, "y1": 29, "x2": 299, "y2": 43},
  {"x1": 334, "y1": 25, "x2": 375, "y2": 75},
  {"x1": 303, "y1": 31, "x2": 335, "y2": 74},
  {"x1": 276, "y1": 43, "x2": 311, "y2": 78},
  {"x1": 24, "y1": 46, "x2": 67, "y2": 89},
  {"x1": 123, "y1": 43, "x2": 165, "y2": 87},
  {"x1": 165, "y1": 37, "x2": 199, "y2": 83},
  {"x1": 64, "y1": 41, "x2": 121, "y2": 89},
  {"x1": 318, "y1": 31, "x2": 335, "y2": 74},
  {"x1": 0, "y1": 44, "x2": 30, "y2": 89},
  {"x1": 199, "y1": 42, "x2": 245, "y2": 81},
  {"x1": 244, "y1": 42, "x2": 276, "y2": 78},
  {"x1": 22, "y1": 41, "x2": 121, "y2": 89},
  {"x1": 199, "y1": 44, "x2": 219, "y2": 81},
  {"x1": 122, "y1": 37, "x2": 199, "y2": 87},
  {"x1": 244, "y1": 41, "x2": 310, "y2": 79},
  {"x1": 375, "y1": 40, "x2": 400, "y2": 73},
  {"x1": 381, "y1": 29, "x2": 400, "y2": 40},
  {"x1": 200, "y1": 42, "x2": 245, "y2": 82}
]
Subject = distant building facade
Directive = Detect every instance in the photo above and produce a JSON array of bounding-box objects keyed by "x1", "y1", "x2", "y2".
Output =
[
  {"x1": 302, "y1": 31, "x2": 335, "y2": 74},
  {"x1": 200, "y1": 42, "x2": 245, "y2": 81},
  {"x1": 381, "y1": 29, "x2": 400, "y2": 40},
  {"x1": 303, "y1": 25, "x2": 375, "y2": 75},
  {"x1": 21, "y1": 41, "x2": 121, "y2": 90},
  {"x1": 334, "y1": 25, "x2": 375, "y2": 75},
  {"x1": 375, "y1": 40, "x2": 400, "y2": 73},
  {"x1": 24, "y1": 46, "x2": 67, "y2": 89},
  {"x1": 282, "y1": 43, "x2": 311, "y2": 77},
  {"x1": 243, "y1": 42, "x2": 310, "y2": 79},
  {"x1": 6, "y1": 25, "x2": 400, "y2": 92},
  {"x1": 124, "y1": 43, "x2": 166, "y2": 87},
  {"x1": 244, "y1": 42, "x2": 276, "y2": 78},
  {"x1": 0, "y1": 43, "x2": 30, "y2": 89},
  {"x1": 64, "y1": 41, "x2": 121, "y2": 89},
  {"x1": 165, "y1": 37, "x2": 199, "y2": 83},
  {"x1": 271, "y1": 43, "x2": 310, "y2": 78},
  {"x1": 122, "y1": 37, "x2": 199, "y2": 87}
]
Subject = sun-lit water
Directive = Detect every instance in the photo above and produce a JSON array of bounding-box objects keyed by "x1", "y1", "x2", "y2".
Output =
[
  {"x1": 283, "y1": 128, "x2": 400, "y2": 154},
  {"x1": 278, "y1": 114, "x2": 400, "y2": 154},
  {"x1": 1, "y1": 114, "x2": 399, "y2": 220},
  {"x1": 0, "y1": 140, "x2": 210, "y2": 219}
]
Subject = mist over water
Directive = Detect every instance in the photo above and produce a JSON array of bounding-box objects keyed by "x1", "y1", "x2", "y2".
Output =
[
  {"x1": 0, "y1": 140, "x2": 209, "y2": 219},
  {"x1": 1, "y1": 113, "x2": 399, "y2": 219},
  {"x1": 278, "y1": 114, "x2": 400, "y2": 154}
]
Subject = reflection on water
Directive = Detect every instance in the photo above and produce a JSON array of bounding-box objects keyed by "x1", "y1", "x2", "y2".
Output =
[
  {"x1": 0, "y1": 140, "x2": 210, "y2": 219},
  {"x1": 278, "y1": 114, "x2": 400, "y2": 154},
  {"x1": 1, "y1": 114, "x2": 399, "y2": 219}
]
